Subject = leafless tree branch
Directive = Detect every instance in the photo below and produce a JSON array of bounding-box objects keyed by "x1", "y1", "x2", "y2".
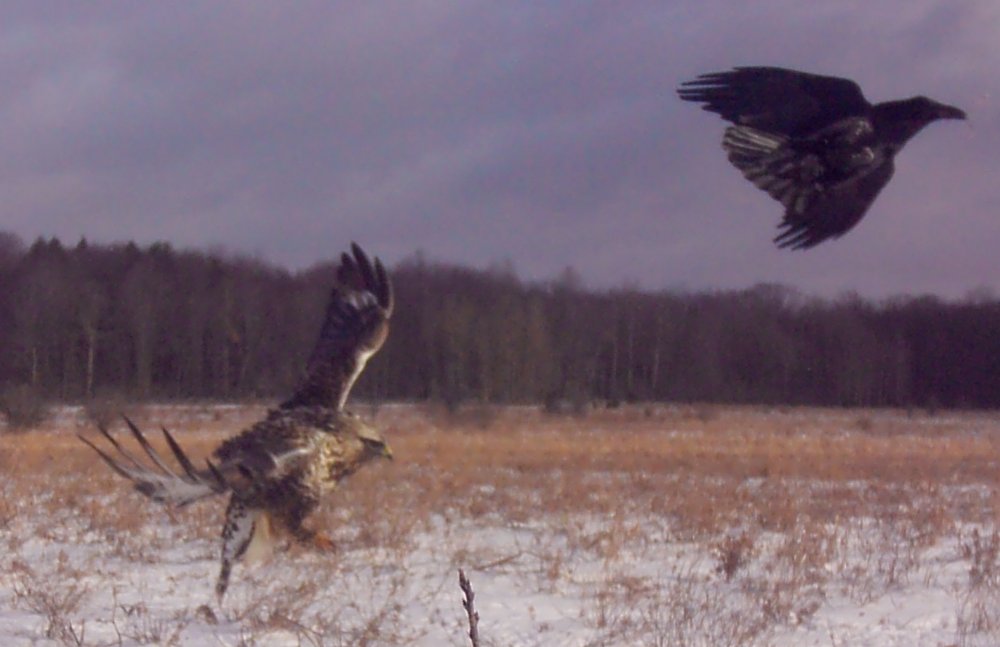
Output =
[{"x1": 458, "y1": 569, "x2": 481, "y2": 647}]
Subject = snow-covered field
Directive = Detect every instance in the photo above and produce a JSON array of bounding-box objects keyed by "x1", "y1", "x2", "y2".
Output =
[{"x1": 3, "y1": 403, "x2": 1000, "y2": 646}]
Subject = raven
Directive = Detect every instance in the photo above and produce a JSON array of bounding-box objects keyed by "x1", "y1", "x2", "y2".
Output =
[{"x1": 678, "y1": 67, "x2": 965, "y2": 249}]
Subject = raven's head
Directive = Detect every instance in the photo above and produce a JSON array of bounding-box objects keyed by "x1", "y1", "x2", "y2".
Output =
[
  {"x1": 906, "y1": 96, "x2": 966, "y2": 122},
  {"x1": 873, "y1": 96, "x2": 966, "y2": 148}
]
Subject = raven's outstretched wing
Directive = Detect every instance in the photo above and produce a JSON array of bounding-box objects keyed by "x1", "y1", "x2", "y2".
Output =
[
  {"x1": 281, "y1": 243, "x2": 393, "y2": 410},
  {"x1": 774, "y1": 159, "x2": 895, "y2": 249},
  {"x1": 678, "y1": 67, "x2": 870, "y2": 136},
  {"x1": 78, "y1": 417, "x2": 228, "y2": 506},
  {"x1": 720, "y1": 120, "x2": 894, "y2": 249}
]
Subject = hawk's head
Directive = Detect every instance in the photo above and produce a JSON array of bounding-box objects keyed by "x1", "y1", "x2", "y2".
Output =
[{"x1": 350, "y1": 415, "x2": 393, "y2": 461}]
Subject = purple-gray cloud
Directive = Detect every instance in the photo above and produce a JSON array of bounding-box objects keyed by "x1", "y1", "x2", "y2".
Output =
[{"x1": 1, "y1": 1, "x2": 997, "y2": 297}]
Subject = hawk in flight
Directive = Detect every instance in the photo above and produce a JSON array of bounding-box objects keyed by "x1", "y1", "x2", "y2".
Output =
[
  {"x1": 678, "y1": 66, "x2": 966, "y2": 249},
  {"x1": 80, "y1": 243, "x2": 394, "y2": 601}
]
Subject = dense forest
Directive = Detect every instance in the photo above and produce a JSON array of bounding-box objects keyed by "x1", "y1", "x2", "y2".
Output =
[{"x1": 0, "y1": 231, "x2": 997, "y2": 411}]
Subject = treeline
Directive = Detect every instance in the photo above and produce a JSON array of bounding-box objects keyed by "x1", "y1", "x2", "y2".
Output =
[{"x1": 0, "y1": 232, "x2": 998, "y2": 409}]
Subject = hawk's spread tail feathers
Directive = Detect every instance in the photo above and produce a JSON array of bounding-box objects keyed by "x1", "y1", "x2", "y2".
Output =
[{"x1": 79, "y1": 417, "x2": 228, "y2": 507}]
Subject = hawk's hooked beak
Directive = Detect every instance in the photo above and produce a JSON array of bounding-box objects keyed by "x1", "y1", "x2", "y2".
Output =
[{"x1": 361, "y1": 436, "x2": 393, "y2": 461}]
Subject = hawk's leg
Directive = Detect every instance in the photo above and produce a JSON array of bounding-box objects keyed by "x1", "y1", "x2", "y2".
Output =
[
  {"x1": 296, "y1": 527, "x2": 336, "y2": 551},
  {"x1": 216, "y1": 497, "x2": 255, "y2": 602},
  {"x1": 277, "y1": 499, "x2": 335, "y2": 551}
]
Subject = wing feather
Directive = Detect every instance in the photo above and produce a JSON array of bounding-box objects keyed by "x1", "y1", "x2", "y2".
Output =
[
  {"x1": 720, "y1": 123, "x2": 894, "y2": 249},
  {"x1": 281, "y1": 243, "x2": 393, "y2": 410},
  {"x1": 774, "y1": 159, "x2": 895, "y2": 249},
  {"x1": 678, "y1": 66, "x2": 871, "y2": 136}
]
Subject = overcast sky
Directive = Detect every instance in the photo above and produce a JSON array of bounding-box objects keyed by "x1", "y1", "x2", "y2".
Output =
[{"x1": 2, "y1": 1, "x2": 997, "y2": 297}]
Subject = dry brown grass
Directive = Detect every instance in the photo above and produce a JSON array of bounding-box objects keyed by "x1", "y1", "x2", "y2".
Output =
[
  {"x1": 3, "y1": 402, "x2": 1000, "y2": 644},
  {"x1": 6, "y1": 402, "x2": 1000, "y2": 565}
]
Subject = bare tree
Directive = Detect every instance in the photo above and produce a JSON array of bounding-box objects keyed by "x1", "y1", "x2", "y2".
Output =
[{"x1": 1, "y1": 231, "x2": 998, "y2": 410}]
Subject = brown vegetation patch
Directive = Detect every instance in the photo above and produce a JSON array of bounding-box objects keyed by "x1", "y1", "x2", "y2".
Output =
[{"x1": 3, "y1": 402, "x2": 1000, "y2": 644}]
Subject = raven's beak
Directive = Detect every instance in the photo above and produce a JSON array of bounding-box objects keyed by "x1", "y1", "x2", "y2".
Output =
[{"x1": 936, "y1": 103, "x2": 966, "y2": 120}]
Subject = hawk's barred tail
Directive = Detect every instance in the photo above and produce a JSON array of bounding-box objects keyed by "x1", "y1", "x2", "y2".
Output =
[{"x1": 78, "y1": 417, "x2": 228, "y2": 507}]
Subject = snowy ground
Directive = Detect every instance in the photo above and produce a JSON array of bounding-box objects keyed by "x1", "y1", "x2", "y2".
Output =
[{"x1": 2, "y1": 403, "x2": 1000, "y2": 646}]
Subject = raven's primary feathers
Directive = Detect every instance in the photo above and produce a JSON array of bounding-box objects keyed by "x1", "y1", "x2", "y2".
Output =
[
  {"x1": 678, "y1": 66, "x2": 965, "y2": 249},
  {"x1": 79, "y1": 243, "x2": 394, "y2": 601}
]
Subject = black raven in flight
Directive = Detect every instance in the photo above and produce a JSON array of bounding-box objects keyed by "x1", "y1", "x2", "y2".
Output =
[{"x1": 678, "y1": 67, "x2": 966, "y2": 249}]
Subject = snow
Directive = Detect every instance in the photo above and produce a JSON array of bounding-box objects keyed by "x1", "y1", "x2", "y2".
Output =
[
  {"x1": 2, "y1": 404, "x2": 1000, "y2": 645},
  {"x1": 3, "y1": 508, "x2": 996, "y2": 645}
]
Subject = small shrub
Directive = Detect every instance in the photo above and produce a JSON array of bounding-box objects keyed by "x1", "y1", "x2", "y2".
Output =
[
  {"x1": 853, "y1": 416, "x2": 874, "y2": 432},
  {"x1": 714, "y1": 531, "x2": 757, "y2": 581},
  {"x1": 963, "y1": 528, "x2": 1000, "y2": 588},
  {"x1": 83, "y1": 390, "x2": 130, "y2": 429},
  {"x1": 693, "y1": 404, "x2": 717, "y2": 424},
  {"x1": 442, "y1": 402, "x2": 499, "y2": 430},
  {"x1": 543, "y1": 395, "x2": 590, "y2": 417},
  {"x1": 11, "y1": 569, "x2": 88, "y2": 644},
  {"x1": 0, "y1": 384, "x2": 49, "y2": 431}
]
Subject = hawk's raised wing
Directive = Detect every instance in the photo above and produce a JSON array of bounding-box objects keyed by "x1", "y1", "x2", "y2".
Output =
[
  {"x1": 678, "y1": 67, "x2": 871, "y2": 137},
  {"x1": 281, "y1": 243, "x2": 393, "y2": 410}
]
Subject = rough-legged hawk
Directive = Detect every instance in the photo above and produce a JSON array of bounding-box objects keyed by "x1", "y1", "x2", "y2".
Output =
[{"x1": 80, "y1": 243, "x2": 394, "y2": 600}]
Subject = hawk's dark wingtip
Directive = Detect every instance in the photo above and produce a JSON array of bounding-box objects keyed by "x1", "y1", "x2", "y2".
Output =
[
  {"x1": 343, "y1": 243, "x2": 392, "y2": 314},
  {"x1": 351, "y1": 244, "x2": 378, "y2": 290},
  {"x1": 374, "y1": 257, "x2": 394, "y2": 314}
]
